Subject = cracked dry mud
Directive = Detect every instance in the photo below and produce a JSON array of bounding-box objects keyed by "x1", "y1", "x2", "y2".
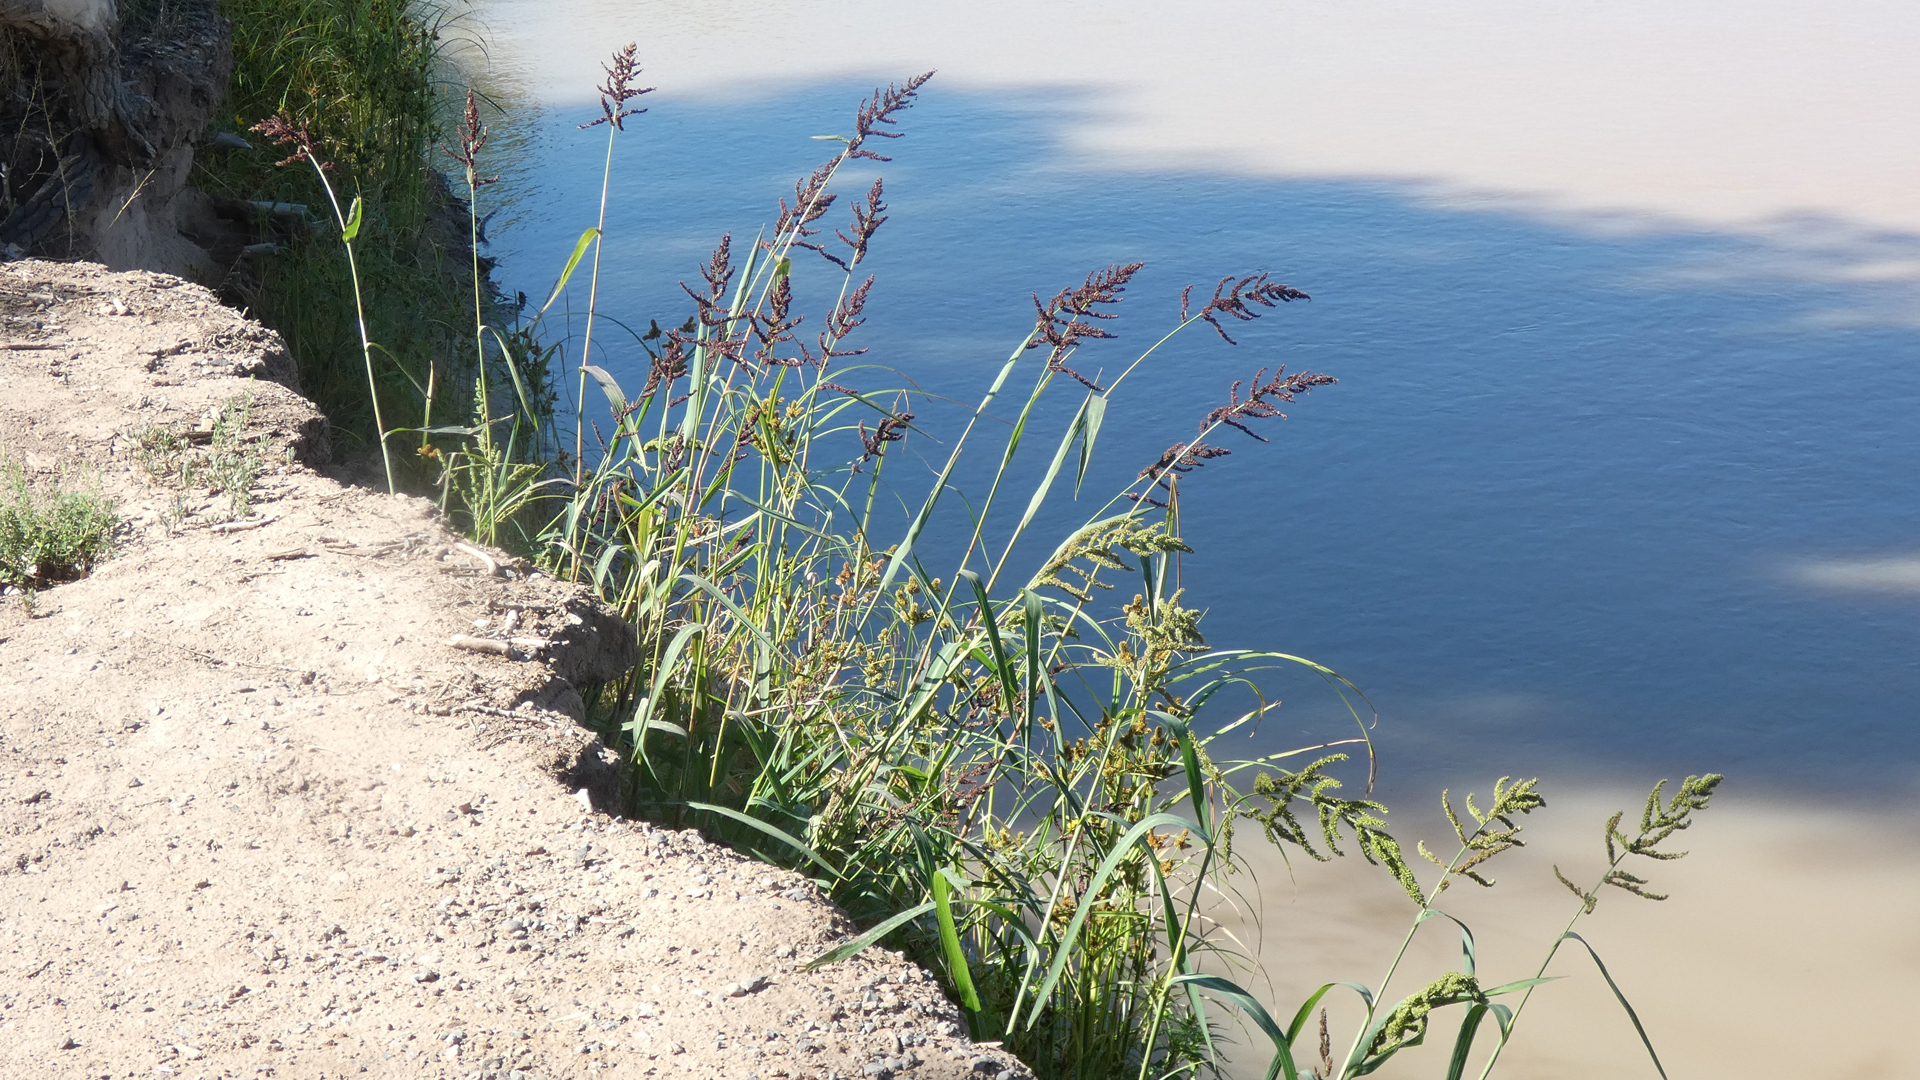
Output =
[{"x1": 0, "y1": 260, "x2": 1034, "y2": 1080}]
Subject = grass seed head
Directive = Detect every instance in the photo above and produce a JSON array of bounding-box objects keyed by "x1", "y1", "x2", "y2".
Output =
[{"x1": 580, "y1": 43, "x2": 652, "y2": 131}]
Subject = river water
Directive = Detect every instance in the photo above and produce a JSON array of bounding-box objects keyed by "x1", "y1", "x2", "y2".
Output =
[{"x1": 452, "y1": 2, "x2": 1920, "y2": 1075}]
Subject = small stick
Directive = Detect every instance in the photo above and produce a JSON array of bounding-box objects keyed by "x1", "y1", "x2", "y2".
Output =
[
  {"x1": 327, "y1": 542, "x2": 402, "y2": 558},
  {"x1": 210, "y1": 516, "x2": 275, "y2": 533},
  {"x1": 446, "y1": 635, "x2": 510, "y2": 656},
  {"x1": 453, "y1": 542, "x2": 502, "y2": 577}
]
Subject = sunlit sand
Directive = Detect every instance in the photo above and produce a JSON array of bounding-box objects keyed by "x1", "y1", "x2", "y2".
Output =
[{"x1": 1203, "y1": 791, "x2": 1920, "y2": 1078}]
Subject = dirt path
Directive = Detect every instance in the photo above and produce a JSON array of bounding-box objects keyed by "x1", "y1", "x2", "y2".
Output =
[{"x1": 0, "y1": 260, "x2": 1030, "y2": 1080}]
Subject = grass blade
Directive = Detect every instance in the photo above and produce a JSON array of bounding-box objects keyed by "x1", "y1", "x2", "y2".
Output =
[
  {"x1": 683, "y1": 800, "x2": 840, "y2": 878},
  {"x1": 959, "y1": 570, "x2": 1021, "y2": 725},
  {"x1": 1154, "y1": 712, "x2": 1210, "y2": 840},
  {"x1": 1169, "y1": 974, "x2": 1298, "y2": 1080},
  {"x1": 538, "y1": 227, "x2": 601, "y2": 317},
  {"x1": 1013, "y1": 394, "x2": 1092, "y2": 536},
  {"x1": 803, "y1": 902, "x2": 937, "y2": 970},
  {"x1": 1075, "y1": 392, "x2": 1106, "y2": 494},
  {"x1": 932, "y1": 867, "x2": 983, "y2": 1014},
  {"x1": 581, "y1": 364, "x2": 627, "y2": 415},
  {"x1": 1561, "y1": 932, "x2": 1668, "y2": 1080},
  {"x1": 1444, "y1": 1004, "x2": 1491, "y2": 1080}
]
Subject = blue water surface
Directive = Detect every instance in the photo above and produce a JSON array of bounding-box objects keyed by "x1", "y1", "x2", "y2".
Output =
[{"x1": 476, "y1": 81, "x2": 1920, "y2": 803}]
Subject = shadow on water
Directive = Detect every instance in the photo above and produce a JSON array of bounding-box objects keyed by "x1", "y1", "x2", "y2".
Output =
[{"x1": 476, "y1": 79, "x2": 1920, "y2": 807}]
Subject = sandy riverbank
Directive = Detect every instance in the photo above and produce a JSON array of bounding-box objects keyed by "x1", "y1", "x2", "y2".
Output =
[{"x1": 0, "y1": 258, "x2": 1031, "y2": 1080}]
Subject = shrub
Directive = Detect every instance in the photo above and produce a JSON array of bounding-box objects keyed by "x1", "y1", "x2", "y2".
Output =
[{"x1": 0, "y1": 459, "x2": 116, "y2": 589}]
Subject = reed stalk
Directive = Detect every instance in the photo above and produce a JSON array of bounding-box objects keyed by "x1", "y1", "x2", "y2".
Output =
[{"x1": 252, "y1": 115, "x2": 394, "y2": 494}]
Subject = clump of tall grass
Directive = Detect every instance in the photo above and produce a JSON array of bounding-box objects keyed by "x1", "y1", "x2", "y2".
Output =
[
  {"x1": 430, "y1": 86, "x2": 562, "y2": 548},
  {"x1": 433, "y1": 60, "x2": 1726, "y2": 1080},
  {"x1": 270, "y1": 33, "x2": 1725, "y2": 1076}
]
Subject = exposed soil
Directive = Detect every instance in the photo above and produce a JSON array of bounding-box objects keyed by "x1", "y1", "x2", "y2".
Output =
[
  {"x1": 1, "y1": 0, "x2": 241, "y2": 282},
  {"x1": 0, "y1": 259, "x2": 1031, "y2": 1080}
]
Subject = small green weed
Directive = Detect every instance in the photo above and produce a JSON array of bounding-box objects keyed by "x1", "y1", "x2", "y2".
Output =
[
  {"x1": 134, "y1": 395, "x2": 286, "y2": 523},
  {"x1": 0, "y1": 459, "x2": 117, "y2": 590}
]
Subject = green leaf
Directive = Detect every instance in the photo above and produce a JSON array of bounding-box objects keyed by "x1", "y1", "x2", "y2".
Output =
[
  {"x1": 932, "y1": 868, "x2": 982, "y2": 1013},
  {"x1": 1285, "y1": 984, "x2": 1335, "y2": 1046},
  {"x1": 539, "y1": 227, "x2": 601, "y2": 317},
  {"x1": 1075, "y1": 393, "x2": 1106, "y2": 494},
  {"x1": 340, "y1": 196, "x2": 363, "y2": 242},
  {"x1": 960, "y1": 570, "x2": 1020, "y2": 727},
  {"x1": 633, "y1": 717, "x2": 687, "y2": 739},
  {"x1": 1021, "y1": 589, "x2": 1043, "y2": 712},
  {"x1": 1013, "y1": 395, "x2": 1091, "y2": 536},
  {"x1": 683, "y1": 801, "x2": 839, "y2": 878},
  {"x1": 1169, "y1": 974, "x2": 1297, "y2": 1080},
  {"x1": 582, "y1": 365, "x2": 628, "y2": 415},
  {"x1": 1417, "y1": 909, "x2": 1478, "y2": 978},
  {"x1": 1562, "y1": 932, "x2": 1668, "y2": 1079},
  {"x1": 1479, "y1": 976, "x2": 1560, "y2": 997},
  {"x1": 802, "y1": 902, "x2": 936, "y2": 970},
  {"x1": 624, "y1": 623, "x2": 705, "y2": 745},
  {"x1": 676, "y1": 572, "x2": 776, "y2": 649},
  {"x1": 1444, "y1": 1003, "x2": 1491, "y2": 1080},
  {"x1": 1154, "y1": 712, "x2": 1211, "y2": 841},
  {"x1": 486, "y1": 325, "x2": 542, "y2": 437}
]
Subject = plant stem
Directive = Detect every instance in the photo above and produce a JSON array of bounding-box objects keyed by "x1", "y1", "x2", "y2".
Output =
[
  {"x1": 1471, "y1": 857, "x2": 1620, "y2": 1080},
  {"x1": 575, "y1": 122, "x2": 619, "y2": 487},
  {"x1": 304, "y1": 157, "x2": 394, "y2": 494}
]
